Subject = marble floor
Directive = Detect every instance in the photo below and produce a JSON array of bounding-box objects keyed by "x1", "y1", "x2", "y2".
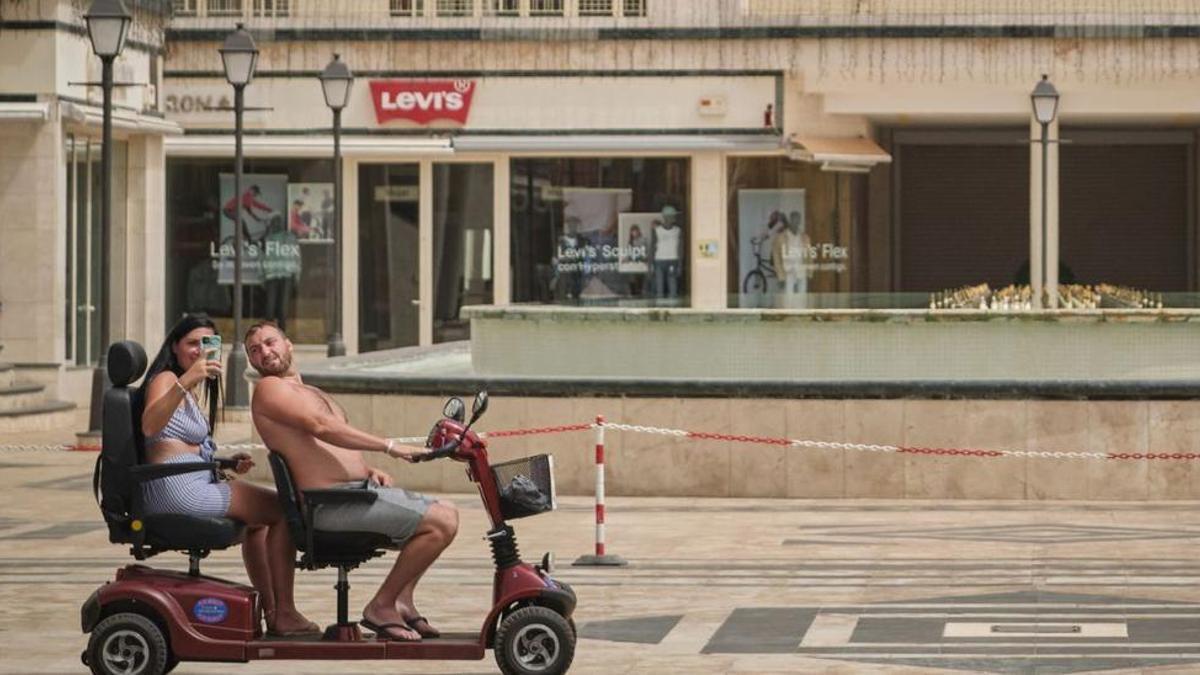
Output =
[{"x1": 4, "y1": 428, "x2": 1200, "y2": 674}]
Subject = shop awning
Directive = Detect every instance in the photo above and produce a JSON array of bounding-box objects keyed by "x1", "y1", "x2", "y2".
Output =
[
  {"x1": 787, "y1": 135, "x2": 892, "y2": 173},
  {"x1": 451, "y1": 134, "x2": 783, "y2": 153},
  {"x1": 0, "y1": 102, "x2": 50, "y2": 122},
  {"x1": 61, "y1": 101, "x2": 183, "y2": 136},
  {"x1": 165, "y1": 135, "x2": 453, "y2": 157}
]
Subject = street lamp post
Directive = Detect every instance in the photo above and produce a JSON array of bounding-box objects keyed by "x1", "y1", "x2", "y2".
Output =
[
  {"x1": 220, "y1": 23, "x2": 259, "y2": 407},
  {"x1": 1031, "y1": 74, "x2": 1060, "y2": 310},
  {"x1": 318, "y1": 53, "x2": 353, "y2": 357},
  {"x1": 83, "y1": 0, "x2": 131, "y2": 434}
]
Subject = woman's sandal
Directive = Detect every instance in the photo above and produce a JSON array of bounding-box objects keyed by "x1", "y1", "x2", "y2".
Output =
[
  {"x1": 360, "y1": 617, "x2": 421, "y2": 642},
  {"x1": 264, "y1": 610, "x2": 322, "y2": 638},
  {"x1": 265, "y1": 618, "x2": 322, "y2": 638}
]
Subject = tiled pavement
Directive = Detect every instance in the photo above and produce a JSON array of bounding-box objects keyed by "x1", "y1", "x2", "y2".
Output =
[{"x1": 5, "y1": 423, "x2": 1200, "y2": 674}]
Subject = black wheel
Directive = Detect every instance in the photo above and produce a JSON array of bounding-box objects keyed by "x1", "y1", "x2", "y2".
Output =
[
  {"x1": 86, "y1": 612, "x2": 170, "y2": 675},
  {"x1": 743, "y1": 270, "x2": 767, "y2": 294},
  {"x1": 494, "y1": 606, "x2": 576, "y2": 675}
]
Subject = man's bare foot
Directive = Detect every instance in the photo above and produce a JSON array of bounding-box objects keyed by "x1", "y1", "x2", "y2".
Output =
[
  {"x1": 395, "y1": 602, "x2": 440, "y2": 638},
  {"x1": 362, "y1": 602, "x2": 420, "y2": 641}
]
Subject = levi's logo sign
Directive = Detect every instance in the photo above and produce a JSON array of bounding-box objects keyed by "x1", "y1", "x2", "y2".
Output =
[{"x1": 369, "y1": 80, "x2": 476, "y2": 125}]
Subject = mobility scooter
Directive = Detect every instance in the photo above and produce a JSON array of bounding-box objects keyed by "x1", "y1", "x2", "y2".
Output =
[{"x1": 81, "y1": 341, "x2": 576, "y2": 675}]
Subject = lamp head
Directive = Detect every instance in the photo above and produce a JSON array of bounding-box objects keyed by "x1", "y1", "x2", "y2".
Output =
[
  {"x1": 84, "y1": 0, "x2": 132, "y2": 59},
  {"x1": 1030, "y1": 74, "x2": 1060, "y2": 126},
  {"x1": 319, "y1": 53, "x2": 354, "y2": 111},
  {"x1": 220, "y1": 23, "x2": 259, "y2": 87}
]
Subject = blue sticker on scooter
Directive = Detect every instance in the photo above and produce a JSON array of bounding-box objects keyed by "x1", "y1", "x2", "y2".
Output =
[{"x1": 193, "y1": 597, "x2": 229, "y2": 624}]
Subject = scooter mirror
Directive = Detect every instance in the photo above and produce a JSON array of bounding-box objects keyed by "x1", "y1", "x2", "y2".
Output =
[
  {"x1": 443, "y1": 397, "x2": 466, "y2": 422},
  {"x1": 470, "y1": 391, "x2": 489, "y2": 423}
]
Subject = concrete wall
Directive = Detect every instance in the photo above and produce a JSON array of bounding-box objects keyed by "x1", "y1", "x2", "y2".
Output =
[
  {"x1": 466, "y1": 307, "x2": 1200, "y2": 382},
  {"x1": 244, "y1": 392, "x2": 1200, "y2": 500}
]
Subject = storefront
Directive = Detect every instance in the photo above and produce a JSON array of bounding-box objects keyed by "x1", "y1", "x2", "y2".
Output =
[{"x1": 162, "y1": 72, "x2": 781, "y2": 354}]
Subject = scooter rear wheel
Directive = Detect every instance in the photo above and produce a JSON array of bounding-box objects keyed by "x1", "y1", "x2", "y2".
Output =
[
  {"x1": 495, "y1": 606, "x2": 576, "y2": 675},
  {"x1": 86, "y1": 612, "x2": 170, "y2": 675}
]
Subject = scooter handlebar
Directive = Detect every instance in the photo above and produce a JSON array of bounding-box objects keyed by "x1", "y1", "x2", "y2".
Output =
[{"x1": 417, "y1": 440, "x2": 460, "y2": 462}]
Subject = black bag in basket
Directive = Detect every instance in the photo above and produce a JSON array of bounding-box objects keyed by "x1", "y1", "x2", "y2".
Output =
[{"x1": 499, "y1": 474, "x2": 551, "y2": 519}]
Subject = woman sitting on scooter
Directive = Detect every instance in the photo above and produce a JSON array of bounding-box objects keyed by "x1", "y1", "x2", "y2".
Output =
[{"x1": 138, "y1": 313, "x2": 319, "y2": 637}]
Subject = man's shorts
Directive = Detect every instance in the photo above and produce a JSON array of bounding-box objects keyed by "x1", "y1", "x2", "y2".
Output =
[{"x1": 311, "y1": 479, "x2": 435, "y2": 548}]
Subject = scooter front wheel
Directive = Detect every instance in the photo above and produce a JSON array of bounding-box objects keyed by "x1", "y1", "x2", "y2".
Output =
[
  {"x1": 86, "y1": 612, "x2": 170, "y2": 675},
  {"x1": 495, "y1": 606, "x2": 576, "y2": 675}
]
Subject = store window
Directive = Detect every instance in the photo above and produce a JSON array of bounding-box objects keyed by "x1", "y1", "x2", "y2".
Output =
[
  {"x1": 511, "y1": 157, "x2": 689, "y2": 307},
  {"x1": 727, "y1": 157, "x2": 864, "y2": 308},
  {"x1": 165, "y1": 157, "x2": 334, "y2": 344},
  {"x1": 358, "y1": 164, "x2": 420, "y2": 353},
  {"x1": 434, "y1": 163, "x2": 494, "y2": 343}
]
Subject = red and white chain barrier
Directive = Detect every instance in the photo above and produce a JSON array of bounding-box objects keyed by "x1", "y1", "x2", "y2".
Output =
[
  {"x1": 598, "y1": 422, "x2": 1198, "y2": 461},
  {"x1": 6, "y1": 418, "x2": 1199, "y2": 463},
  {"x1": 10, "y1": 417, "x2": 1200, "y2": 569}
]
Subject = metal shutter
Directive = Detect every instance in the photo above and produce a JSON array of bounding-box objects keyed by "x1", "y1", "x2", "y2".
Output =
[
  {"x1": 1060, "y1": 144, "x2": 1189, "y2": 291},
  {"x1": 898, "y1": 143, "x2": 1029, "y2": 292}
]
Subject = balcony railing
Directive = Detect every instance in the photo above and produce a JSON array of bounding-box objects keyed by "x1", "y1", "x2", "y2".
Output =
[{"x1": 176, "y1": 0, "x2": 648, "y2": 20}]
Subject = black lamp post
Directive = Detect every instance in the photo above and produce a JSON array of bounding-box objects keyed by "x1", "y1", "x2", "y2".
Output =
[
  {"x1": 83, "y1": 0, "x2": 131, "y2": 434},
  {"x1": 220, "y1": 23, "x2": 258, "y2": 406},
  {"x1": 318, "y1": 53, "x2": 353, "y2": 357},
  {"x1": 1031, "y1": 74, "x2": 1060, "y2": 309}
]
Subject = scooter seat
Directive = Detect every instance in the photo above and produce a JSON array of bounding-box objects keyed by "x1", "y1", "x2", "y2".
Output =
[
  {"x1": 142, "y1": 513, "x2": 245, "y2": 551},
  {"x1": 308, "y1": 530, "x2": 396, "y2": 558}
]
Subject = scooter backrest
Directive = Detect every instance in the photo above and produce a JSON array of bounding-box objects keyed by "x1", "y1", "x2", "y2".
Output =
[
  {"x1": 267, "y1": 452, "x2": 308, "y2": 548},
  {"x1": 98, "y1": 341, "x2": 149, "y2": 535}
]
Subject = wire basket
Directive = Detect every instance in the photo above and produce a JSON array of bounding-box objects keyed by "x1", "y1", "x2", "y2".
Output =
[{"x1": 492, "y1": 454, "x2": 556, "y2": 520}]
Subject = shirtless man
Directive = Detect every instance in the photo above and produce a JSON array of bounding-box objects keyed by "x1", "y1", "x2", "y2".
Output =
[{"x1": 244, "y1": 321, "x2": 459, "y2": 642}]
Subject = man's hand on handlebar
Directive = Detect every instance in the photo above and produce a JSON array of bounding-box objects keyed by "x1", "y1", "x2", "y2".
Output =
[{"x1": 385, "y1": 440, "x2": 430, "y2": 463}]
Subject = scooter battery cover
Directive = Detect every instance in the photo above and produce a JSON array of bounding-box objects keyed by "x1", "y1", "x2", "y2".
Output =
[{"x1": 493, "y1": 454, "x2": 556, "y2": 520}]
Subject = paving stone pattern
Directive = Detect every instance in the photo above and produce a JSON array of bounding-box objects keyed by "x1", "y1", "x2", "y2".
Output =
[{"x1": 6, "y1": 441, "x2": 1200, "y2": 673}]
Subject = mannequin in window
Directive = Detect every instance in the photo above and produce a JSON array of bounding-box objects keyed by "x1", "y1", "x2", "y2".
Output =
[
  {"x1": 771, "y1": 210, "x2": 811, "y2": 306},
  {"x1": 554, "y1": 216, "x2": 585, "y2": 302},
  {"x1": 262, "y1": 214, "x2": 301, "y2": 331},
  {"x1": 652, "y1": 205, "x2": 682, "y2": 300}
]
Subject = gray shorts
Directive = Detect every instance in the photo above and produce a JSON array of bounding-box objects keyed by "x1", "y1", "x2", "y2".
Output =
[{"x1": 311, "y1": 480, "x2": 434, "y2": 548}]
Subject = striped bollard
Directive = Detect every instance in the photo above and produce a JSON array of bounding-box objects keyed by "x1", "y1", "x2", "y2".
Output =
[{"x1": 573, "y1": 414, "x2": 627, "y2": 567}]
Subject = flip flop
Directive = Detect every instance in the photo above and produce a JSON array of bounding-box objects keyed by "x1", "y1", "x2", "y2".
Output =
[
  {"x1": 403, "y1": 615, "x2": 440, "y2": 639},
  {"x1": 360, "y1": 618, "x2": 421, "y2": 642}
]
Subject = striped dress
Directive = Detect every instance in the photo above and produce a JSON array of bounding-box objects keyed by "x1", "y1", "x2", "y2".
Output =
[{"x1": 141, "y1": 389, "x2": 232, "y2": 518}]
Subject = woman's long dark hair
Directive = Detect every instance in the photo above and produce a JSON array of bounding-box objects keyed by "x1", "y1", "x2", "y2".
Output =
[{"x1": 137, "y1": 313, "x2": 222, "y2": 433}]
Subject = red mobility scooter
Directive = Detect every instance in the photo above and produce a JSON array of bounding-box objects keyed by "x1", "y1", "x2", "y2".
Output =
[{"x1": 82, "y1": 340, "x2": 576, "y2": 675}]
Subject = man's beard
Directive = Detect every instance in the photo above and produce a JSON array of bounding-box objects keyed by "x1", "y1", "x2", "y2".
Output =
[{"x1": 256, "y1": 350, "x2": 292, "y2": 377}]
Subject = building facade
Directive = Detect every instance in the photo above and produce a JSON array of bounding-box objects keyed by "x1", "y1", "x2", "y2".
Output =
[
  {"x1": 0, "y1": 0, "x2": 175, "y2": 413},
  {"x1": 3, "y1": 0, "x2": 1200, "y2": 407}
]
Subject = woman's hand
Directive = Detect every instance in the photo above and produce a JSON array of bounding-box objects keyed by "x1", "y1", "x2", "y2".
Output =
[
  {"x1": 367, "y1": 467, "x2": 393, "y2": 487},
  {"x1": 181, "y1": 351, "x2": 223, "y2": 388},
  {"x1": 230, "y1": 451, "x2": 254, "y2": 475}
]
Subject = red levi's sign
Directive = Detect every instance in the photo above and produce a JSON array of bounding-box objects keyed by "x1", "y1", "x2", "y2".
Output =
[{"x1": 369, "y1": 80, "x2": 476, "y2": 125}]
